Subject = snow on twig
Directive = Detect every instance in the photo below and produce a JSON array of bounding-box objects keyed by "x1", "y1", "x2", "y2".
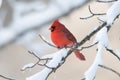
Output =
[
  {"x1": 84, "y1": 27, "x2": 108, "y2": 80},
  {"x1": 21, "y1": 63, "x2": 35, "y2": 71},
  {"x1": 93, "y1": 27, "x2": 108, "y2": 47},
  {"x1": 85, "y1": 43, "x2": 103, "y2": 80},
  {"x1": 21, "y1": 50, "x2": 53, "y2": 72},
  {"x1": 106, "y1": 0, "x2": 120, "y2": 25},
  {"x1": 26, "y1": 48, "x2": 68, "y2": 80}
]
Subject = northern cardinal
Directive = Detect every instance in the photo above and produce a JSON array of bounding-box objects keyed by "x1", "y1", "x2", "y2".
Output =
[{"x1": 49, "y1": 19, "x2": 85, "y2": 60}]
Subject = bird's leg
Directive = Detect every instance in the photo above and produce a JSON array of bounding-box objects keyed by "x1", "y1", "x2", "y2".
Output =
[
  {"x1": 64, "y1": 45, "x2": 68, "y2": 49},
  {"x1": 57, "y1": 46, "x2": 63, "y2": 49},
  {"x1": 57, "y1": 45, "x2": 68, "y2": 49}
]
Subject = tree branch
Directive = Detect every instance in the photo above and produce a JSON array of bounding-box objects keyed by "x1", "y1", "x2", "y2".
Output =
[
  {"x1": 99, "y1": 64, "x2": 120, "y2": 77},
  {"x1": 105, "y1": 47, "x2": 120, "y2": 61},
  {"x1": 77, "y1": 22, "x2": 107, "y2": 47},
  {"x1": 80, "y1": 42, "x2": 98, "y2": 51},
  {"x1": 0, "y1": 75, "x2": 15, "y2": 80},
  {"x1": 21, "y1": 51, "x2": 52, "y2": 71},
  {"x1": 80, "y1": 5, "x2": 106, "y2": 19},
  {"x1": 81, "y1": 64, "x2": 120, "y2": 80},
  {"x1": 39, "y1": 34, "x2": 57, "y2": 48}
]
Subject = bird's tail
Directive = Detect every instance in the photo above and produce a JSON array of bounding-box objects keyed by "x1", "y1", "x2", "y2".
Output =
[{"x1": 73, "y1": 50, "x2": 85, "y2": 60}]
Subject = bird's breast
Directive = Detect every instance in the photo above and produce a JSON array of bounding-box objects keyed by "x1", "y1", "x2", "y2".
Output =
[{"x1": 51, "y1": 32, "x2": 75, "y2": 47}]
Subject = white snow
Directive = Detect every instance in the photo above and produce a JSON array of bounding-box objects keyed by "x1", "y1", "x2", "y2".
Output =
[
  {"x1": 85, "y1": 42, "x2": 103, "y2": 80},
  {"x1": 26, "y1": 67, "x2": 52, "y2": 80},
  {"x1": 41, "y1": 54, "x2": 54, "y2": 59},
  {"x1": 106, "y1": 0, "x2": 120, "y2": 25},
  {"x1": 98, "y1": 0, "x2": 120, "y2": 25},
  {"x1": 85, "y1": 26, "x2": 109, "y2": 80},
  {"x1": 93, "y1": 27, "x2": 108, "y2": 47},
  {"x1": 26, "y1": 48, "x2": 68, "y2": 80},
  {"x1": 22, "y1": 63, "x2": 35, "y2": 71},
  {"x1": 114, "y1": 50, "x2": 120, "y2": 58}
]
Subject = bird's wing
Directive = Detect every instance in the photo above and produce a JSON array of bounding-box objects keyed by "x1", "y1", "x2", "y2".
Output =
[{"x1": 61, "y1": 25, "x2": 77, "y2": 43}]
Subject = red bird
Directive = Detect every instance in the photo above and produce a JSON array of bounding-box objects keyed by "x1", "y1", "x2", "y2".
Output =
[{"x1": 49, "y1": 19, "x2": 85, "y2": 60}]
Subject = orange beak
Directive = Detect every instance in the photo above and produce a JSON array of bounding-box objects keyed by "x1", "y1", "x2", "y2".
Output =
[{"x1": 49, "y1": 27, "x2": 53, "y2": 32}]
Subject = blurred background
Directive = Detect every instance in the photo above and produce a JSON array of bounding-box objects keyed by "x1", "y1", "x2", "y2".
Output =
[{"x1": 0, "y1": 0, "x2": 120, "y2": 80}]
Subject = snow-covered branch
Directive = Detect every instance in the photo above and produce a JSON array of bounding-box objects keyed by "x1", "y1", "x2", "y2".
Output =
[
  {"x1": 25, "y1": 48, "x2": 68, "y2": 80},
  {"x1": 84, "y1": 26, "x2": 108, "y2": 80},
  {"x1": 82, "y1": 1, "x2": 120, "y2": 79},
  {"x1": 106, "y1": 0, "x2": 120, "y2": 25}
]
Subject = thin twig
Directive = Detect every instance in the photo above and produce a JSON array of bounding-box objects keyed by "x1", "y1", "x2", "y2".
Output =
[
  {"x1": 21, "y1": 60, "x2": 40, "y2": 71},
  {"x1": 99, "y1": 64, "x2": 120, "y2": 77},
  {"x1": 97, "y1": 17, "x2": 105, "y2": 23},
  {"x1": 80, "y1": 5, "x2": 106, "y2": 19},
  {"x1": 0, "y1": 75, "x2": 15, "y2": 80},
  {"x1": 80, "y1": 76, "x2": 95, "y2": 80},
  {"x1": 28, "y1": 50, "x2": 52, "y2": 62},
  {"x1": 28, "y1": 51, "x2": 41, "y2": 60},
  {"x1": 39, "y1": 34, "x2": 57, "y2": 48},
  {"x1": 105, "y1": 47, "x2": 120, "y2": 61},
  {"x1": 80, "y1": 42, "x2": 98, "y2": 51},
  {"x1": 21, "y1": 51, "x2": 52, "y2": 71},
  {"x1": 67, "y1": 42, "x2": 98, "y2": 51},
  {"x1": 80, "y1": 78, "x2": 86, "y2": 80},
  {"x1": 38, "y1": 57, "x2": 54, "y2": 69},
  {"x1": 21, "y1": 51, "x2": 41, "y2": 71},
  {"x1": 38, "y1": 63, "x2": 55, "y2": 70}
]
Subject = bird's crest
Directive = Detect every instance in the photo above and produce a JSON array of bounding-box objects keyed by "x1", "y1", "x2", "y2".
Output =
[{"x1": 52, "y1": 19, "x2": 59, "y2": 26}]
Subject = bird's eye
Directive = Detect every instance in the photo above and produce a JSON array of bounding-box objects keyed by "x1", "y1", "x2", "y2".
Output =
[{"x1": 51, "y1": 26, "x2": 55, "y2": 29}]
